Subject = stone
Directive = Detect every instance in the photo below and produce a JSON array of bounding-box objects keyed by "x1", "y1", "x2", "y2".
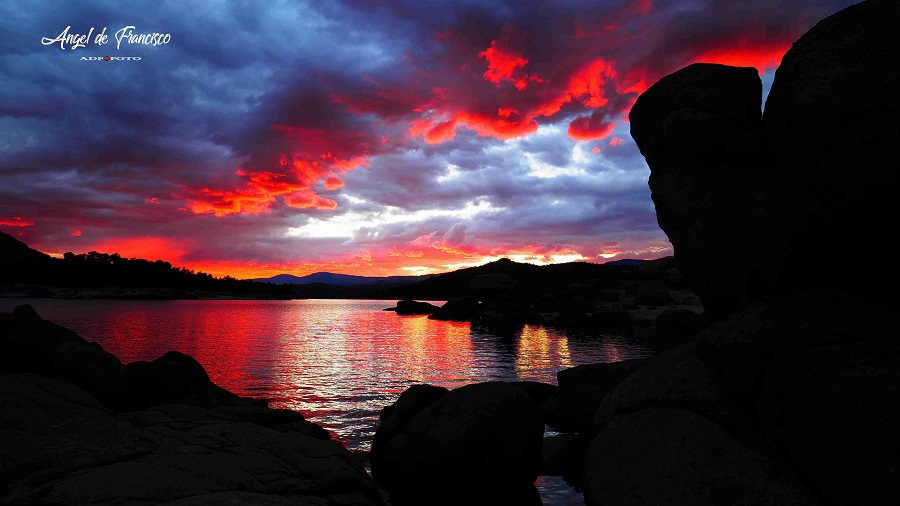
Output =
[
  {"x1": 370, "y1": 381, "x2": 544, "y2": 506},
  {"x1": 428, "y1": 295, "x2": 480, "y2": 321}
]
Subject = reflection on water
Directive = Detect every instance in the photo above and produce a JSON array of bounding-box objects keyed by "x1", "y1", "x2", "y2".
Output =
[{"x1": 0, "y1": 298, "x2": 655, "y2": 505}]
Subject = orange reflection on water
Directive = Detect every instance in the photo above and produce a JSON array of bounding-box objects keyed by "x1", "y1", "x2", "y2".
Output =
[{"x1": 515, "y1": 324, "x2": 572, "y2": 382}]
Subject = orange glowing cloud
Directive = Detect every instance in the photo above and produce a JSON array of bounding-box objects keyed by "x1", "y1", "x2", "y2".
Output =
[
  {"x1": 479, "y1": 41, "x2": 532, "y2": 89},
  {"x1": 323, "y1": 176, "x2": 345, "y2": 190},
  {"x1": 186, "y1": 123, "x2": 374, "y2": 217},
  {"x1": 87, "y1": 236, "x2": 189, "y2": 263},
  {"x1": 72, "y1": 229, "x2": 82, "y2": 237},
  {"x1": 568, "y1": 59, "x2": 617, "y2": 108},
  {"x1": 609, "y1": 137, "x2": 623, "y2": 147},
  {"x1": 567, "y1": 115, "x2": 617, "y2": 141},
  {"x1": 284, "y1": 190, "x2": 337, "y2": 210},
  {"x1": 0, "y1": 216, "x2": 33, "y2": 227},
  {"x1": 695, "y1": 40, "x2": 792, "y2": 72}
]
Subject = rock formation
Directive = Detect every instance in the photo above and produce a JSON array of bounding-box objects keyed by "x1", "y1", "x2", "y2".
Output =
[
  {"x1": 0, "y1": 305, "x2": 384, "y2": 505},
  {"x1": 370, "y1": 382, "x2": 544, "y2": 506},
  {"x1": 581, "y1": 1, "x2": 900, "y2": 505}
]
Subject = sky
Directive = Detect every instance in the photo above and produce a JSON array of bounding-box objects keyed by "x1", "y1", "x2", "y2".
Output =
[{"x1": 0, "y1": 0, "x2": 857, "y2": 279}]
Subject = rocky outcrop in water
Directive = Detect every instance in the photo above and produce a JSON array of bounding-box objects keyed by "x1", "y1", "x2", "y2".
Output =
[
  {"x1": 370, "y1": 381, "x2": 544, "y2": 506},
  {"x1": 581, "y1": 1, "x2": 900, "y2": 505},
  {"x1": 0, "y1": 305, "x2": 384, "y2": 505}
]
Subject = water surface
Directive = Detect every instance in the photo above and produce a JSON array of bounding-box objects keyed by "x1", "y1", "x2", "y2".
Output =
[{"x1": 1, "y1": 298, "x2": 655, "y2": 504}]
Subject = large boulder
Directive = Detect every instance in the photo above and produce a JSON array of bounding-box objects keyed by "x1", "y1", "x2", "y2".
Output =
[
  {"x1": 0, "y1": 304, "x2": 130, "y2": 405},
  {"x1": 124, "y1": 351, "x2": 262, "y2": 409},
  {"x1": 548, "y1": 359, "x2": 644, "y2": 434},
  {"x1": 584, "y1": 289, "x2": 900, "y2": 506},
  {"x1": 762, "y1": 0, "x2": 900, "y2": 303},
  {"x1": 630, "y1": 0, "x2": 900, "y2": 318},
  {"x1": 698, "y1": 289, "x2": 900, "y2": 505},
  {"x1": 594, "y1": 1, "x2": 900, "y2": 504},
  {"x1": 585, "y1": 407, "x2": 818, "y2": 505},
  {"x1": 370, "y1": 381, "x2": 544, "y2": 506},
  {"x1": 0, "y1": 373, "x2": 384, "y2": 505},
  {"x1": 630, "y1": 63, "x2": 772, "y2": 319}
]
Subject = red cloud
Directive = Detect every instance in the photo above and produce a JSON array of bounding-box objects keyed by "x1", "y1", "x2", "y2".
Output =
[
  {"x1": 0, "y1": 216, "x2": 33, "y2": 227},
  {"x1": 88, "y1": 236, "x2": 189, "y2": 263},
  {"x1": 323, "y1": 176, "x2": 345, "y2": 190},
  {"x1": 284, "y1": 190, "x2": 337, "y2": 210},
  {"x1": 185, "y1": 123, "x2": 376, "y2": 216},
  {"x1": 479, "y1": 40, "x2": 531, "y2": 89}
]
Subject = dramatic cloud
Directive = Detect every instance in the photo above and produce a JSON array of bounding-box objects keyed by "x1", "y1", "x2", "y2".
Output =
[{"x1": 0, "y1": 0, "x2": 857, "y2": 277}]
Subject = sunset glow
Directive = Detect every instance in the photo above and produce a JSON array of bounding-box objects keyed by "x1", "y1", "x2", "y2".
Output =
[{"x1": 1, "y1": 1, "x2": 857, "y2": 278}]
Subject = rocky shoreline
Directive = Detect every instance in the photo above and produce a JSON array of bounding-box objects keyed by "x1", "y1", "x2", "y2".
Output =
[
  {"x1": 0, "y1": 304, "x2": 385, "y2": 505},
  {"x1": 372, "y1": 1, "x2": 900, "y2": 504},
  {"x1": 386, "y1": 256, "x2": 708, "y2": 350}
]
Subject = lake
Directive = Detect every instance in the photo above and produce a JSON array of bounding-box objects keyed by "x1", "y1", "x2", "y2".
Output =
[{"x1": 0, "y1": 298, "x2": 656, "y2": 505}]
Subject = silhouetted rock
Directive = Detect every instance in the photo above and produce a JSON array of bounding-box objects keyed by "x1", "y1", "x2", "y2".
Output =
[
  {"x1": 511, "y1": 380, "x2": 559, "y2": 422},
  {"x1": 763, "y1": 0, "x2": 900, "y2": 304},
  {"x1": 631, "y1": 1, "x2": 900, "y2": 318},
  {"x1": 0, "y1": 307, "x2": 385, "y2": 505},
  {"x1": 125, "y1": 351, "x2": 262, "y2": 409},
  {"x1": 654, "y1": 308, "x2": 706, "y2": 342},
  {"x1": 630, "y1": 62, "x2": 768, "y2": 319},
  {"x1": 1, "y1": 304, "x2": 131, "y2": 406},
  {"x1": 589, "y1": 304, "x2": 631, "y2": 325},
  {"x1": 584, "y1": 289, "x2": 900, "y2": 506},
  {"x1": 698, "y1": 289, "x2": 900, "y2": 505},
  {"x1": 541, "y1": 433, "x2": 587, "y2": 483},
  {"x1": 547, "y1": 359, "x2": 645, "y2": 434},
  {"x1": 428, "y1": 295, "x2": 481, "y2": 321},
  {"x1": 371, "y1": 381, "x2": 544, "y2": 506},
  {"x1": 634, "y1": 279, "x2": 672, "y2": 305},
  {"x1": 385, "y1": 299, "x2": 441, "y2": 315},
  {"x1": 589, "y1": 2, "x2": 900, "y2": 504},
  {"x1": 586, "y1": 406, "x2": 819, "y2": 505}
]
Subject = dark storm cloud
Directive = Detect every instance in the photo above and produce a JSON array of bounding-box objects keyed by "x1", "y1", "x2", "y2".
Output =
[{"x1": 0, "y1": 0, "x2": 859, "y2": 275}]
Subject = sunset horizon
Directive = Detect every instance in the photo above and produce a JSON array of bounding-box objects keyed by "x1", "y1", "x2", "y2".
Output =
[{"x1": 1, "y1": 1, "x2": 859, "y2": 280}]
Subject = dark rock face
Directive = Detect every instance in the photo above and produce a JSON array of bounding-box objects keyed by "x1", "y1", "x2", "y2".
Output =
[
  {"x1": 587, "y1": 2, "x2": 900, "y2": 505},
  {"x1": 0, "y1": 305, "x2": 384, "y2": 505},
  {"x1": 428, "y1": 295, "x2": 480, "y2": 321},
  {"x1": 763, "y1": 0, "x2": 900, "y2": 300},
  {"x1": 634, "y1": 279, "x2": 672, "y2": 306},
  {"x1": 370, "y1": 381, "x2": 544, "y2": 506},
  {"x1": 585, "y1": 290, "x2": 900, "y2": 505},
  {"x1": 548, "y1": 359, "x2": 645, "y2": 434},
  {"x1": 631, "y1": 0, "x2": 900, "y2": 319},
  {"x1": 125, "y1": 351, "x2": 262, "y2": 409},
  {"x1": 630, "y1": 63, "x2": 770, "y2": 319}
]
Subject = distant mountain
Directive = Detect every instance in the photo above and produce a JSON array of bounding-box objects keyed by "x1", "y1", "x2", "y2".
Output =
[
  {"x1": 603, "y1": 258, "x2": 646, "y2": 266},
  {"x1": 253, "y1": 272, "x2": 430, "y2": 287}
]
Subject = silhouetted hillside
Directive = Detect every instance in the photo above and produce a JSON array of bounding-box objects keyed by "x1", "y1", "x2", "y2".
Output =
[
  {"x1": 372, "y1": 258, "x2": 641, "y2": 300},
  {"x1": 0, "y1": 232, "x2": 293, "y2": 299}
]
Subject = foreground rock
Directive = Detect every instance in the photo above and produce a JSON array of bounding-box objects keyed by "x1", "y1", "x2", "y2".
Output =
[
  {"x1": 371, "y1": 382, "x2": 544, "y2": 506},
  {"x1": 583, "y1": 1, "x2": 900, "y2": 505},
  {"x1": 0, "y1": 305, "x2": 384, "y2": 505}
]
